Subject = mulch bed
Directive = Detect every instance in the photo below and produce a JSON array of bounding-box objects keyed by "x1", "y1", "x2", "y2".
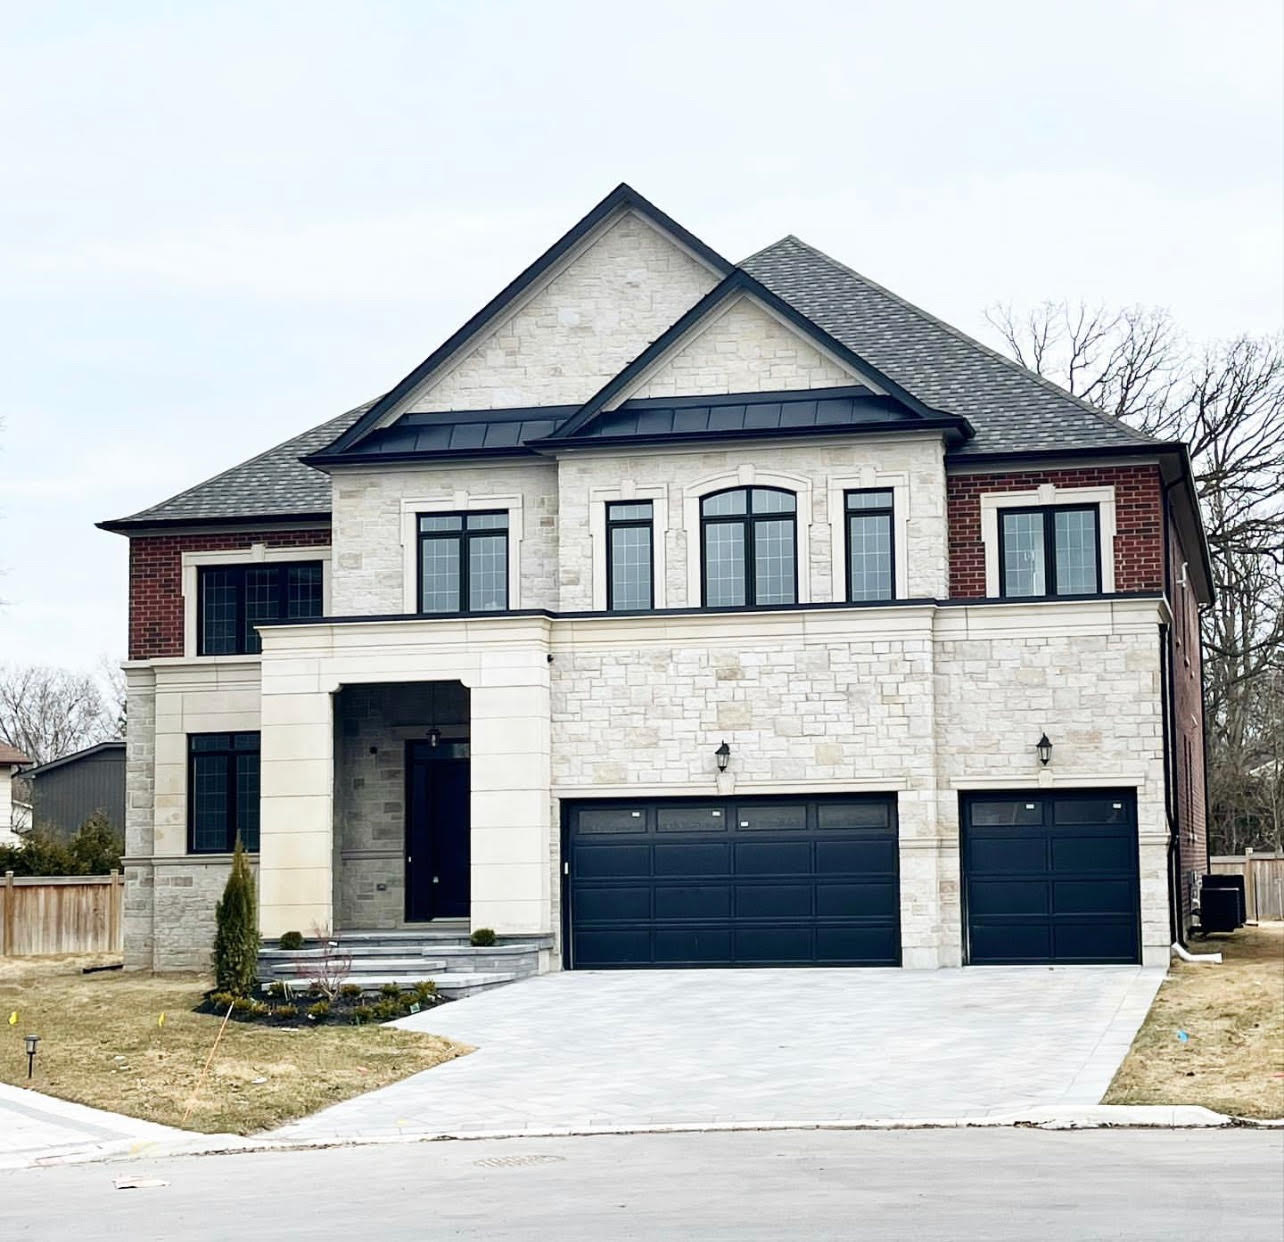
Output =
[{"x1": 195, "y1": 980, "x2": 450, "y2": 1026}]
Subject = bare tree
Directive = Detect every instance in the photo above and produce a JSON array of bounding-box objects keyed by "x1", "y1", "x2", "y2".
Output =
[
  {"x1": 0, "y1": 664, "x2": 122, "y2": 767},
  {"x1": 987, "y1": 302, "x2": 1284, "y2": 853}
]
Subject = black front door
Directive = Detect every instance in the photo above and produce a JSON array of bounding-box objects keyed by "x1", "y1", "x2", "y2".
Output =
[{"x1": 405, "y1": 741, "x2": 470, "y2": 921}]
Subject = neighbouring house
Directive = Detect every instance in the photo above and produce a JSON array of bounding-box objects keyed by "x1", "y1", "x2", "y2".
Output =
[
  {"x1": 0, "y1": 744, "x2": 32, "y2": 846},
  {"x1": 100, "y1": 184, "x2": 1211, "y2": 975},
  {"x1": 16, "y1": 741, "x2": 126, "y2": 842}
]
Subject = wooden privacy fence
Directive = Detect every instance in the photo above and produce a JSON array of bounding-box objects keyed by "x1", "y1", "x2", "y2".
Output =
[
  {"x1": 1210, "y1": 853, "x2": 1284, "y2": 922},
  {"x1": 0, "y1": 871, "x2": 124, "y2": 956}
]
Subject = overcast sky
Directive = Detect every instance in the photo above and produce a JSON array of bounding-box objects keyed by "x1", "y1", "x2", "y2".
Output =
[{"x1": 1, "y1": 0, "x2": 1280, "y2": 677}]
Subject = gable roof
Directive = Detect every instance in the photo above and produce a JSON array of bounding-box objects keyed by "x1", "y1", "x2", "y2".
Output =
[
  {"x1": 0, "y1": 744, "x2": 31, "y2": 766},
  {"x1": 316, "y1": 183, "x2": 733, "y2": 461},
  {"x1": 20, "y1": 740, "x2": 125, "y2": 779},
  {"x1": 541, "y1": 268, "x2": 961, "y2": 444},
  {"x1": 741, "y1": 236, "x2": 1157, "y2": 457}
]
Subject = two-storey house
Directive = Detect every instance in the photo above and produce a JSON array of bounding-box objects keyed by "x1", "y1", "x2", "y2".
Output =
[{"x1": 102, "y1": 184, "x2": 1211, "y2": 975}]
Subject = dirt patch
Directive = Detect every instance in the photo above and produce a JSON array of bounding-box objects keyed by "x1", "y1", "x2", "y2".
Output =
[
  {"x1": 1104, "y1": 923, "x2": 1284, "y2": 1118},
  {"x1": 0, "y1": 956, "x2": 469, "y2": 1134}
]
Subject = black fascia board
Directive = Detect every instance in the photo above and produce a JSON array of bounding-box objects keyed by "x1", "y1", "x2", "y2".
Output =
[
  {"x1": 97, "y1": 510, "x2": 333, "y2": 536},
  {"x1": 529, "y1": 413, "x2": 973, "y2": 452},
  {"x1": 312, "y1": 184, "x2": 733, "y2": 461},
  {"x1": 545, "y1": 268, "x2": 955, "y2": 442},
  {"x1": 302, "y1": 445, "x2": 543, "y2": 470}
]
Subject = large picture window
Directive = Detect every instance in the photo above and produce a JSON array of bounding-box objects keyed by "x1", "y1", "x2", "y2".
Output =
[
  {"x1": 198, "y1": 562, "x2": 323, "y2": 656},
  {"x1": 999, "y1": 505, "x2": 1101, "y2": 597},
  {"x1": 845, "y1": 489, "x2": 895, "y2": 601},
  {"x1": 700, "y1": 487, "x2": 797, "y2": 608},
  {"x1": 418, "y1": 512, "x2": 509, "y2": 613},
  {"x1": 606, "y1": 501, "x2": 653, "y2": 611},
  {"x1": 188, "y1": 732, "x2": 260, "y2": 853}
]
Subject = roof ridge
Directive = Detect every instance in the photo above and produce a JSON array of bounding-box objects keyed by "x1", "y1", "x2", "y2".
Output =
[
  {"x1": 760, "y1": 236, "x2": 1158, "y2": 447},
  {"x1": 736, "y1": 234, "x2": 802, "y2": 268},
  {"x1": 107, "y1": 400, "x2": 374, "y2": 524}
]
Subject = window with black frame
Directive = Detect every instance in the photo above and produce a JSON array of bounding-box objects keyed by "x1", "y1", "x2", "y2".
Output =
[
  {"x1": 999, "y1": 505, "x2": 1100, "y2": 597},
  {"x1": 605, "y1": 501, "x2": 653, "y2": 610},
  {"x1": 188, "y1": 732, "x2": 260, "y2": 853},
  {"x1": 198, "y1": 562, "x2": 323, "y2": 655},
  {"x1": 700, "y1": 487, "x2": 797, "y2": 607},
  {"x1": 845, "y1": 489, "x2": 895, "y2": 601},
  {"x1": 418, "y1": 512, "x2": 509, "y2": 613}
]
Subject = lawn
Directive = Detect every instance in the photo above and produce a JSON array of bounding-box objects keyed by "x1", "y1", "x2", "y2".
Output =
[
  {"x1": 1105, "y1": 922, "x2": 1284, "y2": 1119},
  {"x1": 0, "y1": 955, "x2": 468, "y2": 1135}
]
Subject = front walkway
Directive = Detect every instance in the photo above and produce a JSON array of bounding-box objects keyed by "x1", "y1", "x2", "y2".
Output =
[
  {"x1": 270, "y1": 965, "x2": 1165, "y2": 1143},
  {"x1": 0, "y1": 1081, "x2": 183, "y2": 1170}
]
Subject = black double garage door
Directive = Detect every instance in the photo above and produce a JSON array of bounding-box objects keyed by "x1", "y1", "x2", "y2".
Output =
[
  {"x1": 564, "y1": 789, "x2": 1141, "y2": 969},
  {"x1": 564, "y1": 795, "x2": 900, "y2": 968}
]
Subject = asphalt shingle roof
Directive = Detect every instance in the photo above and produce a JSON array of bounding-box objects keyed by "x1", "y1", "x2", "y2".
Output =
[
  {"x1": 104, "y1": 232, "x2": 1158, "y2": 529},
  {"x1": 741, "y1": 236, "x2": 1157, "y2": 456}
]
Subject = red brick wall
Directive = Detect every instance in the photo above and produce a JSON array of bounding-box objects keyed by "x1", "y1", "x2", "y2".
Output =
[
  {"x1": 946, "y1": 465, "x2": 1164, "y2": 597},
  {"x1": 128, "y1": 528, "x2": 331, "y2": 659},
  {"x1": 1168, "y1": 513, "x2": 1208, "y2": 929}
]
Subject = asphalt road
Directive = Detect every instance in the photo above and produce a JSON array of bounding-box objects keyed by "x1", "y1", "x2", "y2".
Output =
[{"x1": 3, "y1": 1128, "x2": 1281, "y2": 1240}]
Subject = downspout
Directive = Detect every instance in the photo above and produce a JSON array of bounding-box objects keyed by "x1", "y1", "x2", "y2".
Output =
[{"x1": 1159, "y1": 620, "x2": 1183, "y2": 949}]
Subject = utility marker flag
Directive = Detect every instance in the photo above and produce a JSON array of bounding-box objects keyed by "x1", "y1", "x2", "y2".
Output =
[
  {"x1": 7, "y1": 1012, "x2": 16, "y2": 1026},
  {"x1": 158, "y1": 1013, "x2": 166, "y2": 1028}
]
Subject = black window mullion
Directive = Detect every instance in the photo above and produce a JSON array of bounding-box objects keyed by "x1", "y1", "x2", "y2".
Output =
[
  {"x1": 745, "y1": 514, "x2": 757, "y2": 607},
  {"x1": 1044, "y1": 509, "x2": 1058, "y2": 597},
  {"x1": 460, "y1": 529, "x2": 471, "y2": 613}
]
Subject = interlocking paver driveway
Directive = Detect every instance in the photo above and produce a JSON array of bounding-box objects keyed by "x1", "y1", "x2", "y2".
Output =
[{"x1": 270, "y1": 966, "x2": 1164, "y2": 1142}]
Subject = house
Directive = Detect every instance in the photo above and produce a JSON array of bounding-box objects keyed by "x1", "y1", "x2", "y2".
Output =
[
  {"x1": 16, "y1": 741, "x2": 126, "y2": 842},
  {"x1": 100, "y1": 184, "x2": 1210, "y2": 975},
  {"x1": 0, "y1": 744, "x2": 32, "y2": 846}
]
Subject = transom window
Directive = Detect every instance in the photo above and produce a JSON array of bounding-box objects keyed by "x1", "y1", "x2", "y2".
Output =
[
  {"x1": 700, "y1": 487, "x2": 797, "y2": 608},
  {"x1": 418, "y1": 511, "x2": 509, "y2": 613},
  {"x1": 845, "y1": 489, "x2": 895, "y2": 601},
  {"x1": 606, "y1": 501, "x2": 654, "y2": 611},
  {"x1": 198, "y1": 562, "x2": 323, "y2": 656},
  {"x1": 999, "y1": 505, "x2": 1101, "y2": 597},
  {"x1": 189, "y1": 732, "x2": 259, "y2": 853}
]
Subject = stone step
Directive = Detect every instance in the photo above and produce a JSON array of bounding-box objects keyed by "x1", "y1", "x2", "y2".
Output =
[{"x1": 263, "y1": 957, "x2": 451, "y2": 977}]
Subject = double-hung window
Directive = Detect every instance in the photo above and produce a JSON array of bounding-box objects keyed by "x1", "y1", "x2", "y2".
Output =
[
  {"x1": 606, "y1": 501, "x2": 654, "y2": 611},
  {"x1": 418, "y1": 512, "x2": 509, "y2": 613},
  {"x1": 999, "y1": 505, "x2": 1100, "y2": 597},
  {"x1": 189, "y1": 732, "x2": 260, "y2": 853},
  {"x1": 845, "y1": 489, "x2": 895, "y2": 601},
  {"x1": 700, "y1": 487, "x2": 797, "y2": 607},
  {"x1": 198, "y1": 563, "x2": 323, "y2": 655}
]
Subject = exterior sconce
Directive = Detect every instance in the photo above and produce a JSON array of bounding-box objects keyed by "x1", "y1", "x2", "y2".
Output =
[
  {"x1": 715, "y1": 740, "x2": 731, "y2": 772},
  {"x1": 1036, "y1": 733, "x2": 1053, "y2": 766},
  {"x1": 427, "y1": 728, "x2": 441, "y2": 748},
  {"x1": 24, "y1": 1034, "x2": 40, "y2": 1079}
]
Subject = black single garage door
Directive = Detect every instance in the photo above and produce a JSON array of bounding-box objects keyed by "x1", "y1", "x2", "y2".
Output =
[
  {"x1": 564, "y1": 795, "x2": 899, "y2": 968},
  {"x1": 962, "y1": 790, "x2": 1140, "y2": 965}
]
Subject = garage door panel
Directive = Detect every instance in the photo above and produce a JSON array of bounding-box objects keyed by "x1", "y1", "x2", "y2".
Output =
[
  {"x1": 963, "y1": 791, "x2": 1139, "y2": 966},
  {"x1": 566, "y1": 796, "x2": 900, "y2": 968},
  {"x1": 654, "y1": 884, "x2": 731, "y2": 920}
]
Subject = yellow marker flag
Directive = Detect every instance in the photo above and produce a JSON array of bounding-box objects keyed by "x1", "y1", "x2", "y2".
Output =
[
  {"x1": 7, "y1": 1012, "x2": 16, "y2": 1026},
  {"x1": 157, "y1": 1013, "x2": 166, "y2": 1028}
]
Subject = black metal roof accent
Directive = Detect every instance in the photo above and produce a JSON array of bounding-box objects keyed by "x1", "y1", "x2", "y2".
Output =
[
  {"x1": 314, "y1": 184, "x2": 733, "y2": 462},
  {"x1": 543, "y1": 269, "x2": 950, "y2": 443}
]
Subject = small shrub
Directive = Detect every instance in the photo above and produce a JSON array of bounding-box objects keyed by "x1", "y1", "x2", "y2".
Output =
[
  {"x1": 249, "y1": 1000, "x2": 270, "y2": 1018},
  {"x1": 68, "y1": 811, "x2": 124, "y2": 874},
  {"x1": 350, "y1": 1004, "x2": 374, "y2": 1025},
  {"x1": 212, "y1": 838, "x2": 261, "y2": 995},
  {"x1": 307, "y1": 1001, "x2": 331, "y2": 1021},
  {"x1": 373, "y1": 999, "x2": 402, "y2": 1021},
  {"x1": 278, "y1": 930, "x2": 305, "y2": 951},
  {"x1": 339, "y1": 983, "x2": 363, "y2": 1000},
  {"x1": 209, "y1": 991, "x2": 236, "y2": 1010},
  {"x1": 379, "y1": 982, "x2": 402, "y2": 998},
  {"x1": 232, "y1": 996, "x2": 254, "y2": 1013},
  {"x1": 470, "y1": 927, "x2": 497, "y2": 947},
  {"x1": 413, "y1": 980, "x2": 437, "y2": 1002},
  {"x1": 266, "y1": 981, "x2": 287, "y2": 999},
  {"x1": 275, "y1": 1004, "x2": 299, "y2": 1020}
]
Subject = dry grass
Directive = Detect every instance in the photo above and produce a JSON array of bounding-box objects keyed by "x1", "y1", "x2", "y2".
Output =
[
  {"x1": 1105, "y1": 922, "x2": 1284, "y2": 1118},
  {"x1": 0, "y1": 956, "x2": 468, "y2": 1134}
]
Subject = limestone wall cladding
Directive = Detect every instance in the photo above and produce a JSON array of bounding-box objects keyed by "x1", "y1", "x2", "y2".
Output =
[
  {"x1": 555, "y1": 437, "x2": 948, "y2": 612},
  {"x1": 123, "y1": 667, "x2": 157, "y2": 970},
  {"x1": 626, "y1": 296, "x2": 858, "y2": 400},
  {"x1": 406, "y1": 211, "x2": 719, "y2": 413},
  {"x1": 330, "y1": 460, "x2": 559, "y2": 616}
]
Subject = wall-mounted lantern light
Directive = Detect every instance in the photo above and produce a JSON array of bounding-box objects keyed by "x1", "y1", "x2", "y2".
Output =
[
  {"x1": 1036, "y1": 733, "x2": 1053, "y2": 766},
  {"x1": 426, "y1": 727, "x2": 441, "y2": 748},
  {"x1": 715, "y1": 740, "x2": 731, "y2": 772},
  {"x1": 24, "y1": 1034, "x2": 40, "y2": 1079}
]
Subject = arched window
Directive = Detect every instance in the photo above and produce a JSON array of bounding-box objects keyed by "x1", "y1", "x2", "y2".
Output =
[{"x1": 700, "y1": 487, "x2": 797, "y2": 607}]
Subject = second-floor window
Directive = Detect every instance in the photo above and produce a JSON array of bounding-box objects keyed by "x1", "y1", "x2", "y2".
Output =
[
  {"x1": 999, "y1": 505, "x2": 1100, "y2": 597},
  {"x1": 606, "y1": 501, "x2": 654, "y2": 611},
  {"x1": 845, "y1": 489, "x2": 895, "y2": 601},
  {"x1": 198, "y1": 562, "x2": 323, "y2": 655},
  {"x1": 418, "y1": 512, "x2": 509, "y2": 613},
  {"x1": 701, "y1": 487, "x2": 797, "y2": 608}
]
